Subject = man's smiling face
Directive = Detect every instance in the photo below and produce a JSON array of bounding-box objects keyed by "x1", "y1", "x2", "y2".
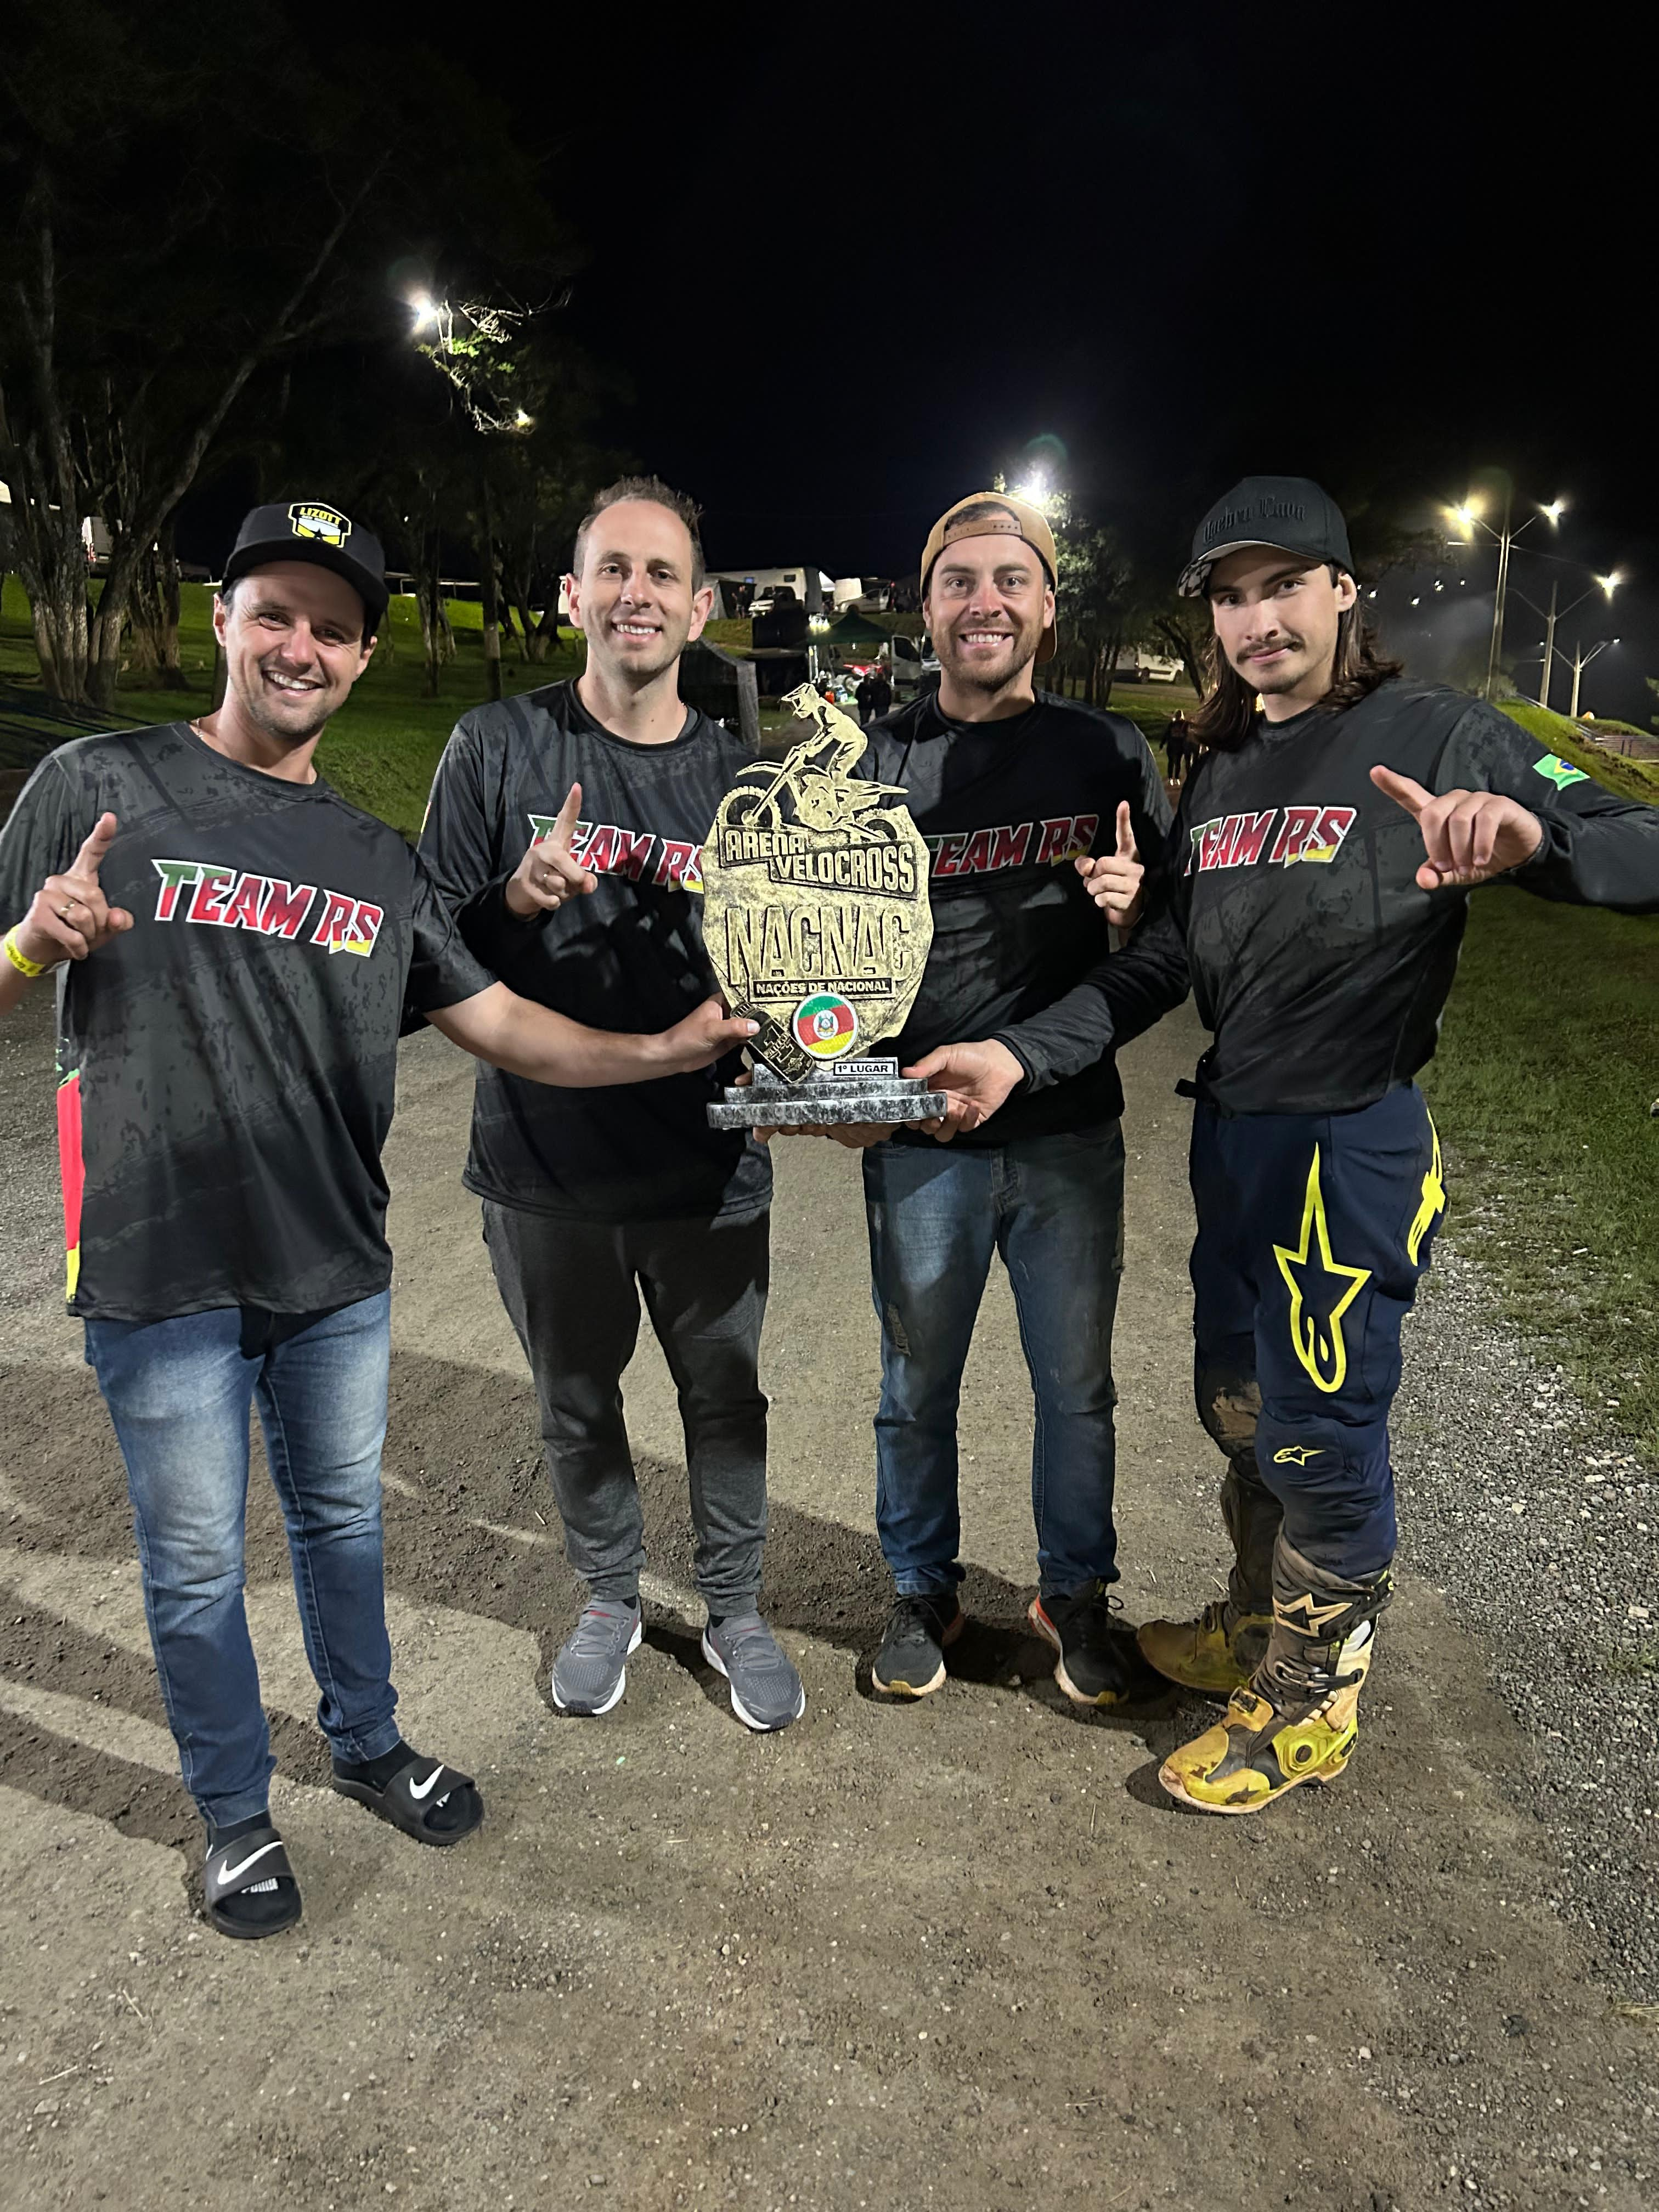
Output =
[
  {"x1": 568, "y1": 498, "x2": 712, "y2": 685},
  {"x1": 215, "y1": 562, "x2": 375, "y2": 747},
  {"x1": 1207, "y1": 548, "x2": 1356, "y2": 704},
  {"x1": 924, "y1": 531, "x2": 1054, "y2": 698}
]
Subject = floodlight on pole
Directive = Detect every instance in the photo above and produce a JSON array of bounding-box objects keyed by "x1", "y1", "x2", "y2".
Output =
[{"x1": 1449, "y1": 480, "x2": 1567, "y2": 699}]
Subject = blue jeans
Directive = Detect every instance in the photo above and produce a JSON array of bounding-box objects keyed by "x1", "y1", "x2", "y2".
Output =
[
  {"x1": 862, "y1": 1124, "x2": 1126, "y2": 1599},
  {"x1": 84, "y1": 1293, "x2": 401, "y2": 1826}
]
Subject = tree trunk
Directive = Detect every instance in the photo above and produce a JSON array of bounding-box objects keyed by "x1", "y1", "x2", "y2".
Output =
[
  {"x1": 1099, "y1": 629, "x2": 1121, "y2": 707},
  {"x1": 478, "y1": 475, "x2": 503, "y2": 702},
  {"x1": 128, "y1": 523, "x2": 186, "y2": 688},
  {"x1": 530, "y1": 596, "x2": 560, "y2": 662}
]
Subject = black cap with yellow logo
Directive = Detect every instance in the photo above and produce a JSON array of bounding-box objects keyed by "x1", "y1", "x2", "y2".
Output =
[{"x1": 221, "y1": 500, "x2": 389, "y2": 634}]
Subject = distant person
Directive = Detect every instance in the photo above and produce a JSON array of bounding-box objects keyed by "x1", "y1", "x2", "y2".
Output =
[
  {"x1": 420, "y1": 476, "x2": 806, "y2": 1736},
  {"x1": 1164, "y1": 708, "x2": 1190, "y2": 784},
  {"x1": 856, "y1": 665, "x2": 893, "y2": 726},
  {"x1": 1037, "y1": 475, "x2": 1659, "y2": 1815},
  {"x1": 0, "y1": 499, "x2": 754, "y2": 1938}
]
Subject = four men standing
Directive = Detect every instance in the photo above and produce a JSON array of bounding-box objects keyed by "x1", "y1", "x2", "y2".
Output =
[{"x1": 3, "y1": 464, "x2": 1654, "y2": 1950}]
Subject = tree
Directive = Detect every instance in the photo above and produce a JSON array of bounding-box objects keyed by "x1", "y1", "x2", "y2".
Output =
[{"x1": 0, "y1": 3, "x2": 575, "y2": 707}]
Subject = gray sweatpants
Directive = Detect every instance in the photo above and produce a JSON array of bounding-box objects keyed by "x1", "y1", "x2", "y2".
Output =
[{"x1": 482, "y1": 1202, "x2": 770, "y2": 1613}]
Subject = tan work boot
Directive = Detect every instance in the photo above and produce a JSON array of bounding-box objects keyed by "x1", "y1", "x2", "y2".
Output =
[{"x1": 1138, "y1": 1462, "x2": 1279, "y2": 1693}]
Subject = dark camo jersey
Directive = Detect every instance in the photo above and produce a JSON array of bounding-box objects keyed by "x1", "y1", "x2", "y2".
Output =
[
  {"x1": 0, "y1": 724, "x2": 491, "y2": 1321},
  {"x1": 418, "y1": 681, "x2": 771, "y2": 1222},
  {"x1": 1097, "y1": 680, "x2": 1659, "y2": 1111},
  {"x1": 861, "y1": 690, "x2": 1172, "y2": 1146}
]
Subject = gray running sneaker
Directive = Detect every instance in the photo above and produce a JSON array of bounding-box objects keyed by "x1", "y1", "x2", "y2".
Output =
[
  {"x1": 550, "y1": 1598, "x2": 643, "y2": 1717},
  {"x1": 702, "y1": 1613, "x2": 806, "y2": 1733}
]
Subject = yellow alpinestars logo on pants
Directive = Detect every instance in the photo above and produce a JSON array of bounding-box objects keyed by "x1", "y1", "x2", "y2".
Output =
[
  {"x1": 1272, "y1": 1147, "x2": 1370, "y2": 1393},
  {"x1": 1406, "y1": 1113, "x2": 1445, "y2": 1266}
]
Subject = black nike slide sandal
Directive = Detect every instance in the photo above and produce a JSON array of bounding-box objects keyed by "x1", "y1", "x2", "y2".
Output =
[
  {"x1": 331, "y1": 1750, "x2": 484, "y2": 1847},
  {"x1": 204, "y1": 1823, "x2": 302, "y2": 1940}
]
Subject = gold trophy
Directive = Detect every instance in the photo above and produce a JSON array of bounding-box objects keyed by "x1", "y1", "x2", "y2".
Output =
[{"x1": 704, "y1": 687, "x2": 946, "y2": 1130}]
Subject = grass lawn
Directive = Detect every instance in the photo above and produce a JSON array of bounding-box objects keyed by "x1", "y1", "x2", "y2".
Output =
[{"x1": 1423, "y1": 888, "x2": 1659, "y2": 1456}]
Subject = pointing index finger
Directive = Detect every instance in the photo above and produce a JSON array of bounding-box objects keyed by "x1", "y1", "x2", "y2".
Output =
[
  {"x1": 1369, "y1": 765, "x2": 1432, "y2": 817},
  {"x1": 1114, "y1": 799, "x2": 1137, "y2": 858},
  {"x1": 549, "y1": 781, "x2": 583, "y2": 849},
  {"x1": 72, "y1": 811, "x2": 120, "y2": 875}
]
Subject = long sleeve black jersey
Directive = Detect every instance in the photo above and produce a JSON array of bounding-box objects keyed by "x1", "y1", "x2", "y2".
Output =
[
  {"x1": 1098, "y1": 679, "x2": 1659, "y2": 1116},
  {"x1": 861, "y1": 690, "x2": 1171, "y2": 1144},
  {"x1": 419, "y1": 680, "x2": 772, "y2": 1221}
]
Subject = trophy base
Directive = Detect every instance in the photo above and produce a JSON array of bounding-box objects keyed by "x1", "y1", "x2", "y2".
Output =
[{"x1": 708, "y1": 1057, "x2": 949, "y2": 1130}]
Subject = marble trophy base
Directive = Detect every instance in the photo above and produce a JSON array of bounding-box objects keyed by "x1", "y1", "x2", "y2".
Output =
[{"x1": 708, "y1": 1057, "x2": 949, "y2": 1130}]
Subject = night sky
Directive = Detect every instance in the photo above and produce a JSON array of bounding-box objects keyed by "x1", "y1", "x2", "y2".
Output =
[{"x1": 213, "y1": 9, "x2": 1657, "y2": 721}]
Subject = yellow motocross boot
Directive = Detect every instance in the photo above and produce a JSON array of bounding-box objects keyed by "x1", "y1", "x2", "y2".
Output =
[
  {"x1": 1138, "y1": 1464, "x2": 1279, "y2": 1694},
  {"x1": 1159, "y1": 1539, "x2": 1391, "y2": 1816},
  {"x1": 1138, "y1": 1596, "x2": 1273, "y2": 1695}
]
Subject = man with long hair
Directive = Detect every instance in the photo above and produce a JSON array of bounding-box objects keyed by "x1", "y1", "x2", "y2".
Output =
[{"x1": 943, "y1": 473, "x2": 1659, "y2": 1812}]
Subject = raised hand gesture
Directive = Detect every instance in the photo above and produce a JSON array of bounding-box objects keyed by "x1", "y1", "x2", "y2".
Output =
[
  {"x1": 1075, "y1": 800, "x2": 1144, "y2": 927},
  {"x1": 13, "y1": 812, "x2": 134, "y2": 968},
  {"x1": 505, "y1": 781, "x2": 600, "y2": 918},
  {"x1": 1370, "y1": 765, "x2": 1544, "y2": 889}
]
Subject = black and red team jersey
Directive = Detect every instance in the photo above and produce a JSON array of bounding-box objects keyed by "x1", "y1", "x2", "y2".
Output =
[
  {"x1": 0, "y1": 725, "x2": 490, "y2": 1321},
  {"x1": 419, "y1": 680, "x2": 772, "y2": 1223},
  {"x1": 861, "y1": 689, "x2": 1172, "y2": 1145},
  {"x1": 1097, "y1": 680, "x2": 1659, "y2": 1114}
]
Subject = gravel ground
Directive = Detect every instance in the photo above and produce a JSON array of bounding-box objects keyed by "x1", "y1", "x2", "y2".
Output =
[{"x1": 1395, "y1": 1246, "x2": 1659, "y2": 2003}]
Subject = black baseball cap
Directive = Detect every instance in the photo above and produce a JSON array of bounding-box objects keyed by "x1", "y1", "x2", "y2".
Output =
[
  {"x1": 221, "y1": 500, "x2": 389, "y2": 634},
  {"x1": 1177, "y1": 476, "x2": 1355, "y2": 599}
]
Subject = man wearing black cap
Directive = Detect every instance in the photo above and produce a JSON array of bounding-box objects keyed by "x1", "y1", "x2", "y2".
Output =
[
  {"x1": 0, "y1": 499, "x2": 755, "y2": 1934},
  {"x1": 780, "y1": 491, "x2": 1170, "y2": 1709},
  {"x1": 1046, "y1": 473, "x2": 1659, "y2": 1813}
]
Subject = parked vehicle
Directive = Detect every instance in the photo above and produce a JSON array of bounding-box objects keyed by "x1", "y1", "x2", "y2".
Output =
[
  {"x1": 889, "y1": 631, "x2": 939, "y2": 698},
  {"x1": 749, "y1": 583, "x2": 799, "y2": 620},
  {"x1": 1115, "y1": 644, "x2": 1185, "y2": 684}
]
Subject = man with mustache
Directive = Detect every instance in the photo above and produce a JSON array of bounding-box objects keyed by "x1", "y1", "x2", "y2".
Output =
[
  {"x1": 1049, "y1": 474, "x2": 1659, "y2": 1813},
  {"x1": 0, "y1": 499, "x2": 755, "y2": 1935},
  {"x1": 792, "y1": 492, "x2": 1170, "y2": 1707},
  {"x1": 420, "y1": 477, "x2": 806, "y2": 1734}
]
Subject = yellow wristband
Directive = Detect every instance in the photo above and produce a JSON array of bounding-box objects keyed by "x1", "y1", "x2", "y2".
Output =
[{"x1": 4, "y1": 928, "x2": 48, "y2": 980}]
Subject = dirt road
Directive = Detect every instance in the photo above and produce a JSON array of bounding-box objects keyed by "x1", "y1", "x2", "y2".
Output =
[{"x1": 2, "y1": 996, "x2": 1655, "y2": 2210}]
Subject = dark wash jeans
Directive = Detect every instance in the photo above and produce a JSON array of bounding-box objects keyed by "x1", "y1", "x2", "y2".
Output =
[
  {"x1": 483, "y1": 1203, "x2": 771, "y2": 1613},
  {"x1": 861, "y1": 1122, "x2": 1126, "y2": 1600},
  {"x1": 84, "y1": 1291, "x2": 402, "y2": 1827}
]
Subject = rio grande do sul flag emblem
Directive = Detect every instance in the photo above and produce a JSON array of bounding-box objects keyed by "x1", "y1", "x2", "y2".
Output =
[{"x1": 792, "y1": 992, "x2": 859, "y2": 1059}]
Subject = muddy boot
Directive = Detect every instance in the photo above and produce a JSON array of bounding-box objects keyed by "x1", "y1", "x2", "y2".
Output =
[
  {"x1": 1157, "y1": 1536, "x2": 1391, "y2": 1815},
  {"x1": 1138, "y1": 1460, "x2": 1280, "y2": 1694}
]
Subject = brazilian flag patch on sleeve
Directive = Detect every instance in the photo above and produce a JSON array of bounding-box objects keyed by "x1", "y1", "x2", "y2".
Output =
[{"x1": 1532, "y1": 753, "x2": 1589, "y2": 790}]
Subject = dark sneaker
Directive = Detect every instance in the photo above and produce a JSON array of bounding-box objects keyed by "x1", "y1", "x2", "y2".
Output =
[
  {"x1": 1029, "y1": 1582, "x2": 1164, "y2": 1708},
  {"x1": 702, "y1": 1613, "x2": 806, "y2": 1733},
  {"x1": 871, "y1": 1593, "x2": 964, "y2": 1698},
  {"x1": 551, "y1": 1598, "x2": 643, "y2": 1716}
]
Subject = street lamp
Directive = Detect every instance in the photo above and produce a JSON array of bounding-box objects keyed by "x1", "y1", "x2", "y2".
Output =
[
  {"x1": 1444, "y1": 484, "x2": 1565, "y2": 701},
  {"x1": 1522, "y1": 568, "x2": 1621, "y2": 710},
  {"x1": 1561, "y1": 635, "x2": 1620, "y2": 721}
]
